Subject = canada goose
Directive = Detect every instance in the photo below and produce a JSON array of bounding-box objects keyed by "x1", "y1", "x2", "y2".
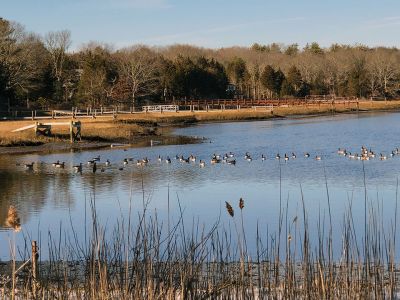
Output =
[
  {"x1": 211, "y1": 158, "x2": 221, "y2": 164},
  {"x1": 165, "y1": 157, "x2": 171, "y2": 164},
  {"x1": 87, "y1": 159, "x2": 95, "y2": 165},
  {"x1": 227, "y1": 159, "x2": 236, "y2": 165},
  {"x1": 52, "y1": 160, "x2": 60, "y2": 167},
  {"x1": 92, "y1": 155, "x2": 100, "y2": 162},
  {"x1": 284, "y1": 154, "x2": 289, "y2": 161},
  {"x1": 348, "y1": 153, "x2": 355, "y2": 159},
  {"x1": 304, "y1": 153, "x2": 310, "y2": 158},
  {"x1": 199, "y1": 160, "x2": 205, "y2": 167},
  {"x1": 244, "y1": 152, "x2": 251, "y2": 159},
  {"x1": 73, "y1": 163, "x2": 82, "y2": 173},
  {"x1": 276, "y1": 154, "x2": 281, "y2": 160},
  {"x1": 92, "y1": 162, "x2": 97, "y2": 173},
  {"x1": 228, "y1": 152, "x2": 234, "y2": 158},
  {"x1": 123, "y1": 159, "x2": 129, "y2": 165},
  {"x1": 337, "y1": 148, "x2": 346, "y2": 155},
  {"x1": 246, "y1": 156, "x2": 252, "y2": 162},
  {"x1": 24, "y1": 162, "x2": 34, "y2": 170},
  {"x1": 157, "y1": 155, "x2": 162, "y2": 162},
  {"x1": 55, "y1": 162, "x2": 65, "y2": 168},
  {"x1": 105, "y1": 159, "x2": 111, "y2": 166},
  {"x1": 291, "y1": 152, "x2": 296, "y2": 159},
  {"x1": 261, "y1": 154, "x2": 266, "y2": 161},
  {"x1": 128, "y1": 157, "x2": 134, "y2": 161},
  {"x1": 315, "y1": 155, "x2": 322, "y2": 161},
  {"x1": 142, "y1": 157, "x2": 149, "y2": 164},
  {"x1": 189, "y1": 155, "x2": 196, "y2": 162},
  {"x1": 118, "y1": 167, "x2": 124, "y2": 171},
  {"x1": 136, "y1": 160, "x2": 144, "y2": 166},
  {"x1": 175, "y1": 155, "x2": 180, "y2": 160},
  {"x1": 380, "y1": 153, "x2": 387, "y2": 160}
]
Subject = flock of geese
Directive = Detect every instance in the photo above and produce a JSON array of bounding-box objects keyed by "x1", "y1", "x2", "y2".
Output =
[
  {"x1": 17, "y1": 146, "x2": 397, "y2": 173},
  {"x1": 337, "y1": 146, "x2": 400, "y2": 161}
]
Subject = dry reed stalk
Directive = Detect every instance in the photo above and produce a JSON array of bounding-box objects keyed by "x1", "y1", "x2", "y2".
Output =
[{"x1": 225, "y1": 202, "x2": 234, "y2": 217}]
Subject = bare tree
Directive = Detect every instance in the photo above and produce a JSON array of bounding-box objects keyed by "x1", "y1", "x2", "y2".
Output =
[
  {"x1": 117, "y1": 47, "x2": 160, "y2": 107},
  {"x1": 0, "y1": 19, "x2": 49, "y2": 109},
  {"x1": 44, "y1": 30, "x2": 71, "y2": 82}
]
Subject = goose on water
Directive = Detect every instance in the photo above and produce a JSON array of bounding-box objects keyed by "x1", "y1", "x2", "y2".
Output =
[
  {"x1": 199, "y1": 160, "x2": 205, "y2": 167},
  {"x1": 227, "y1": 159, "x2": 236, "y2": 165},
  {"x1": 24, "y1": 162, "x2": 34, "y2": 170},
  {"x1": 52, "y1": 160, "x2": 60, "y2": 167},
  {"x1": 55, "y1": 162, "x2": 65, "y2": 168},
  {"x1": 73, "y1": 163, "x2": 82, "y2": 173}
]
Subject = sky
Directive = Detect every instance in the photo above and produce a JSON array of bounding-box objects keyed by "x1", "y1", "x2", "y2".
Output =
[{"x1": 2, "y1": 0, "x2": 400, "y2": 51}]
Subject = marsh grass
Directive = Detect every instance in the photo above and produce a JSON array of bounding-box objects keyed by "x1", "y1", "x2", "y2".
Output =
[
  {"x1": 2, "y1": 155, "x2": 400, "y2": 299},
  {"x1": 1, "y1": 175, "x2": 400, "y2": 299}
]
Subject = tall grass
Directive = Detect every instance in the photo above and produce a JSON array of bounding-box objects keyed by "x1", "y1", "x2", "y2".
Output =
[{"x1": 1, "y1": 180, "x2": 399, "y2": 299}]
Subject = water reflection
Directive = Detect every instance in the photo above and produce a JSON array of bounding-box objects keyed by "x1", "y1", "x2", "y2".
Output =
[{"x1": 1, "y1": 112, "x2": 400, "y2": 259}]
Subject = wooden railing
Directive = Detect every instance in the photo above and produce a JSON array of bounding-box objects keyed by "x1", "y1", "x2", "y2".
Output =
[{"x1": 142, "y1": 105, "x2": 179, "y2": 113}]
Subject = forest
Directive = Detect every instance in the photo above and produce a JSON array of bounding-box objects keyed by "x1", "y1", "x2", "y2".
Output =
[{"x1": 1, "y1": 17, "x2": 400, "y2": 111}]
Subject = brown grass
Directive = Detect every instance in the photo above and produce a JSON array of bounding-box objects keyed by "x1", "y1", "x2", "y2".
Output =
[{"x1": 1, "y1": 100, "x2": 400, "y2": 147}]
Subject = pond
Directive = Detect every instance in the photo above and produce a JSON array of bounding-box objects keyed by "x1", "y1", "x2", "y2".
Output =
[{"x1": 1, "y1": 111, "x2": 400, "y2": 260}]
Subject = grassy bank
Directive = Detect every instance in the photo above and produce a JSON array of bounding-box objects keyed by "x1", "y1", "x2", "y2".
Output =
[{"x1": 1, "y1": 100, "x2": 400, "y2": 153}]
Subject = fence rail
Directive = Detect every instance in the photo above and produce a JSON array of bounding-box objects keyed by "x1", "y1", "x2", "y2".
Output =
[
  {"x1": 0, "y1": 98, "x2": 361, "y2": 120},
  {"x1": 142, "y1": 105, "x2": 179, "y2": 113}
]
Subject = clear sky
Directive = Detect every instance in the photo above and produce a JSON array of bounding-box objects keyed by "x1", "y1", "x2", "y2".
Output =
[{"x1": 2, "y1": 0, "x2": 400, "y2": 50}]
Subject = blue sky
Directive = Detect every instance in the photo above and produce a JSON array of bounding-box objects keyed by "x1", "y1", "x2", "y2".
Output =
[{"x1": 2, "y1": 0, "x2": 400, "y2": 50}]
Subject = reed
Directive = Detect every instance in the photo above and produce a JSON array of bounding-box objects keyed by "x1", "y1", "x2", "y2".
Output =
[{"x1": 1, "y1": 181, "x2": 399, "y2": 299}]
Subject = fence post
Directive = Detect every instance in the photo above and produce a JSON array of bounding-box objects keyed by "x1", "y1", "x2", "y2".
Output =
[
  {"x1": 32, "y1": 240, "x2": 38, "y2": 297},
  {"x1": 32, "y1": 111, "x2": 34, "y2": 120}
]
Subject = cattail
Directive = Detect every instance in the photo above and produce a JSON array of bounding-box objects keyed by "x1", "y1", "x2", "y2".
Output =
[
  {"x1": 225, "y1": 201, "x2": 234, "y2": 217},
  {"x1": 239, "y1": 197, "x2": 244, "y2": 210},
  {"x1": 288, "y1": 234, "x2": 292, "y2": 242},
  {"x1": 5, "y1": 206, "x2": 21, "y2": 232}
]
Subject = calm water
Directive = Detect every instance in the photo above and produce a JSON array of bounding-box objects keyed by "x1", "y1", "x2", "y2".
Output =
[{"x1": 1, "y1": 112, "x2": 400, "y2": 260}]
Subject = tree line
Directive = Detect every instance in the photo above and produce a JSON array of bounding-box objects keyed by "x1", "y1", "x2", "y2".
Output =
[{"x1": 1, "y1": 17, "x2": 399, "y2": 110}]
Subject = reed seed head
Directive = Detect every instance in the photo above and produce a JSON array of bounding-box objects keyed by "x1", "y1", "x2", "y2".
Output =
[
  {"x1": 225, "y1": 201, "x2": 234, "y2": 217},
  {"x1": 5, "y1": 205, "x2": 21, "y2": 232},
  {"x1": 239, "y1": 197, "x2": 244, "y2": 210},
  {"x1": 288, "y1": 234, "x2": 292, "y2": 242}
]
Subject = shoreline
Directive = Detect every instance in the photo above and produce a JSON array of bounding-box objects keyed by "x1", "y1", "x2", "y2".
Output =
[{"x1": 1, "y1": 100, "x2": 399, "y2": 155}]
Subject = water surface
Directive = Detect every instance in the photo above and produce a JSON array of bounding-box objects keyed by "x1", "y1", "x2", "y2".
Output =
[{"x1": 1, "y1": 112, "x2": 400, "y2": 260}]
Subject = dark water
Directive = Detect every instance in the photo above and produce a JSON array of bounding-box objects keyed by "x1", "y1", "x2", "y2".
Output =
[{"x1": 1, "y1": 112, "x2": 400, "y2": 260}]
